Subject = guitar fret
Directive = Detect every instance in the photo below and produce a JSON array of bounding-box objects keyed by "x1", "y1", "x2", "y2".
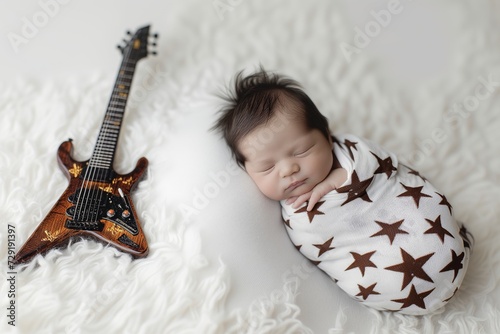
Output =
[
  {"x1": 96, "y1": 144, "x2": 116, "y2": 149},
  {"x1": 94, "y1": 151, "x2": 114, "y2": 156},
  {"x1": 116, "y1": 81, "x2": 131, "y2": 86},
  {"x1": 94, "y1": 156, "x2": 112, "y2": 162},
  {"x1": 122, "y1": 64, "x2": 135, "y2": 71},
  {"x1": 102, "y1": 125, "x2": 119, "y2": 131},
  {"x1": 95, "y1": 143, "x2": 115, "y2": 152},
  {"x1": 96, "y1": 146, "x2": 114, "y2": 151},
  {"x1": 107, "y1": 107, "x2": 124, "y2": 113},
  {"x1": 91, "y1": 156, "x2": 112, "y2": 162},
  {"x1": 99, "y1": 128, "x2": 118, "y2": 138},
  {"x1": 100, "y1": 132, "x2": 118, "y2": 137},
  {"x1": 118, "y1": 74, "x2": 133, "y2": 80},
  {"x1": 98, "y1": 133, "x2": 118, "y2": 138},
  {"x1": 89, "y1": 163, "x2": 111, "y2": 169},
  {"x1": 92, "y1": 154, "x2": 112, "y2": 161},
  {"x1": 91, "y1": 153, "x2": 112, "y2": 160},
  {"x1": 103, "y1": 123, "x2": 120, "y2": 128}
]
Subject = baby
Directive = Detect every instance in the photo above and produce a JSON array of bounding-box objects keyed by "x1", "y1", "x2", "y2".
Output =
[{"x1": 212, "y1": 68, "x2": 473, "y2": 315}]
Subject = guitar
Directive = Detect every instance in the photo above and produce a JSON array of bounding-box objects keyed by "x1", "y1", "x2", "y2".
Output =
[{"x1": 13, "y1": 25, "x2": 158, "y2": 265}]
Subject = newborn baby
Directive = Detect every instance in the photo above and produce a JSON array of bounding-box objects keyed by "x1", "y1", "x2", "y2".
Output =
[{"x1": 212, "y1": 67, "x2": 472, "y2": 315}]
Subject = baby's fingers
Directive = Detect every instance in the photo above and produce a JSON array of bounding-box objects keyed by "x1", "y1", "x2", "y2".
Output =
[
  {"x1": 306, "y1": 192, "x2": 322, "y2": 211},
  {"x1": 291, "y1": 192, "x2": 312, "y2": 209}
]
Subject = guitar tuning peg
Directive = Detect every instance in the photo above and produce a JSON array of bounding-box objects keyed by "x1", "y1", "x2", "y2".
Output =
[
  {"x1": 117, "y1": 44, "x2": 123, "y2": 50},
  {"x1": 126, "y1": 30, "x2": 132, "y2": 35},
  {"x1": 151, "y1": 51, "x2": 157, "y2": 56},
  {"x1": 153, "y1": 33, "x2": 159, "y2": 39},
  {"x1": 150, "y1": 42, "x2": 157, "y2": 47},
  {"x1": 122, "y1": 38, "x2": 128, "y2": 44}
]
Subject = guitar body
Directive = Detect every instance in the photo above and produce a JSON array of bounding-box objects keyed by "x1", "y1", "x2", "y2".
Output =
[{"x1": 13, "y1": 140, "x2": 149, "y2": 264}]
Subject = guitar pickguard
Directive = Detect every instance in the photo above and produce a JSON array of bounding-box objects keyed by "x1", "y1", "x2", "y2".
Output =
[{"x1": 65, "y1": 187, "x2": 139, "y2": 235}]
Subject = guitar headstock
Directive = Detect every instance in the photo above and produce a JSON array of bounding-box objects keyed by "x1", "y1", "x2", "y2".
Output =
[{"x1": 117, "y1": 25, "x2": 159, "y2": 61}]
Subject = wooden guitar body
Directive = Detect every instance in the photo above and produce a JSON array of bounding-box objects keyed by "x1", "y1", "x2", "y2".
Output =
[{"x1": 13, "y1": 140, "x2": 149, "y2": 264}]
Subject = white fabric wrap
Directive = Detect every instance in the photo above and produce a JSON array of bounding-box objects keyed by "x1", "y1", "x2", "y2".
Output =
[{"x1": 281, "y1": 134, "x2": 472, "y2": 315}]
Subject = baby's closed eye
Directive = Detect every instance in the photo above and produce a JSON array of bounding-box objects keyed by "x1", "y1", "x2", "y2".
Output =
[{"x1": 294, "y1": 144, "x2": 315, "y2": 157}]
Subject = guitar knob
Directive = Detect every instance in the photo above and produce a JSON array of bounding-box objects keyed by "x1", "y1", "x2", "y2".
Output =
[
  {"x1": 122, "y1": 210, "x2": 130, "y2": 218},
  {"x1": 107, "y1": 209, "x2": 115, "y2": 218}
]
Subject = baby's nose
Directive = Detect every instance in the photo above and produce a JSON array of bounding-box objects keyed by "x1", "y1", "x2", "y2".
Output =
[{"x1": 280, "y1": 161, "x2": 300, "y2": 178}]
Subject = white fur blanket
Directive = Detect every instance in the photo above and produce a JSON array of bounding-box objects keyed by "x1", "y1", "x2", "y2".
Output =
[{"x1": 1, "y1": 1, "x2": 500, "y2": 333}]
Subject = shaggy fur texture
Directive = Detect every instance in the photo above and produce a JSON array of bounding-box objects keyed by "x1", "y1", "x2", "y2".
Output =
[{"x1": 1, "y1": 1, "x2": 499, "y2": 333}]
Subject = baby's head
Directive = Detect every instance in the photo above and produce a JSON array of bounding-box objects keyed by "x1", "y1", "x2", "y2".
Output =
[{"x1": 212, "y1": 67, "x2": 334, "y2": 201}]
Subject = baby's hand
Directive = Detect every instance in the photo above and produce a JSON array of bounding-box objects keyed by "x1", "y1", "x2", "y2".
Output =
[
  {"x1": 288, "y1": 181, "x2": 336, "y2": 211},
  {"x1": 286, "y1": 168, "x2": 347, "y2": 211}
]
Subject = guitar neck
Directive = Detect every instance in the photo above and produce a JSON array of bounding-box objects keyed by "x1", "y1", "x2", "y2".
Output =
[{"x1": 88, "y1": 57, "x2": 138, "y2": 172}]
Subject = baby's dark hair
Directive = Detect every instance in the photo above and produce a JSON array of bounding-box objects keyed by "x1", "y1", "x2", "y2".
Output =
[{"x1": 212, "y1": 67, "x2": 331, "y2": 167}]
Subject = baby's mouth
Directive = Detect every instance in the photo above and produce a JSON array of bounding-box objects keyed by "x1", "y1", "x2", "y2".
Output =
[{"x1": 286, "y1": 179, "x2": 306, "y2": 191}]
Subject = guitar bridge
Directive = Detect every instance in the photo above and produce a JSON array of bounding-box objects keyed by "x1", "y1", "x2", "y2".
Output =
[{"x1": 65, "y1": 219, "x2": 104, "y2": 231}]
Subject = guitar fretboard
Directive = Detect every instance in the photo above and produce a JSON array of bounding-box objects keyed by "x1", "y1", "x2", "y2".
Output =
[{"x1": 88, "y1": 58, "x2": 138, "y2": 175}]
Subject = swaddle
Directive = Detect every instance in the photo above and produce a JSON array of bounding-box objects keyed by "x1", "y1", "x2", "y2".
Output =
[{"x1": 281, "y1": 134, "x2": 473, "y2": 315}]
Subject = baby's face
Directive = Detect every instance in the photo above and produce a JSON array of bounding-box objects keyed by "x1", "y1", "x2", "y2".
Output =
[{"x1": 238, "y1": 112, "x2": 333, "y2": 201}]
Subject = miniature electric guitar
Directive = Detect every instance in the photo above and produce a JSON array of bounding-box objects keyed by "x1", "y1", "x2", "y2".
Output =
[{"x1": 13, "y1": 25, "x2": 158, "y2": 264}]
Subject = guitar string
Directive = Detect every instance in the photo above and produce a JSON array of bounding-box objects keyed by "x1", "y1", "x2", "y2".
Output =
[
  {"x1": 75, "y1": 41, "x2": 135, "y2": 226},
  {"x1": 93, "y1": 53, "x2": 136, "y2": 224},
  {"x1": 90, "y1": 47, "x2": 135, "y2": 223}
]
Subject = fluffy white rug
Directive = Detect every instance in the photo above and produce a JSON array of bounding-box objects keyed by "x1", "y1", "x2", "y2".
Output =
[{"x1": 1, "y1": 0, "x2": 500, "y2": 333}]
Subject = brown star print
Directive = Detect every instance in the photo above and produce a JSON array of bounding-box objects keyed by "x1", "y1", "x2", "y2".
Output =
[
  {"x1": 385, "y1": 248, "x2": 434, "y2": 290},
  {"x1": 356, "y1": 283, "x2": 381, "y2": 300},
  {"x1": 406, "y1": 166, "x2": 428, "y2": 182},
  {"x1": 424, "y1": 215, "x2": 454, "y2": 243},
  {"x1": 310, "y1": 260, "x2": 322, "y2": 266},
  {"x1": 344, "y1": 139, "x2": 358, "y2": 160},
  {"x1": 336, "y1": 171, "x2": 373, "y2": 206},
  {"x1": 346, "y1": 251, "x2": 377, "y2": 276},
  {"x1": 313, "y1": 237, "x2": 335, "y2": 257},
  {"x1": 459, "y1": 225, "x2": 472, "y2": 249},
  {"x1": 440, "y1": 250, "x2": 464, "y2": 282},
  {"x1": 443, "y1": 288, "x2": 459, "y2": 302},
  {"x1": 294, "y1": 201, "x2": 325, "y2": 223},
  {"x1": 397, "y1": 183, "x2": 432, "y2": 208},
  {"x1": 370, "y1": 152, "x2": 397, "y2": 179},
  {"x1": 370, "y1": 219, "x2": 409, "y2": 245},
  {"x1": 283, "y1": 219, "x2": 292, "y2": 229},
  {"x1": 392, "y1": 284, "x2": 435, "y2": 310},
  {"x1": 436, "y1": 192, "x2": 453, "y2": 215}
]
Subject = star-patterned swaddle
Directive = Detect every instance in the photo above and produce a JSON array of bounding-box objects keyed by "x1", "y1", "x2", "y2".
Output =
[{"x1": 281, "y1": 134, "x2": 473, "y2": 315}]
